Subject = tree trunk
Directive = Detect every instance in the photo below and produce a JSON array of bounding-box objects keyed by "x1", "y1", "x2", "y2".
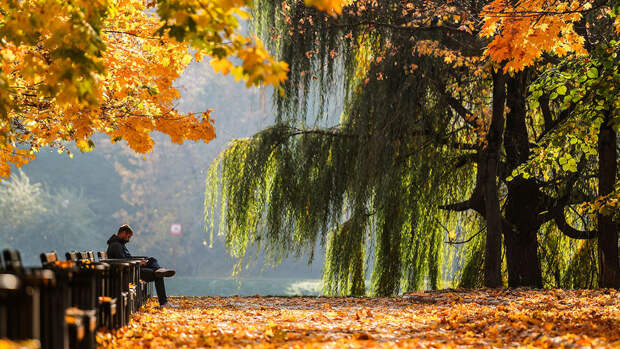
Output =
[
  {"x1": 597, "y1": 116, "x2": 620, "y2": 288},
  {"x1": 502, "y1": 71, "x2": 543, "y2": 288},
  {"x1": 504, "y1": 180, "x2": 544, "y2": 288},
  {"x1": 482, "y1": 70, "x2": 506, "y2": 288}
]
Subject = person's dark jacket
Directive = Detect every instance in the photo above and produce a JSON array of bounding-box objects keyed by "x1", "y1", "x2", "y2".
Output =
[{"x1": 106, "y1": 234, "x2": 132, "y2": 259}]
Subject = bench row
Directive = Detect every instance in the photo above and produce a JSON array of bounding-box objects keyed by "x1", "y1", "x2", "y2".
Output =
[{"x1": 0, "y1": 249, "x2": 153, "y2": 349}]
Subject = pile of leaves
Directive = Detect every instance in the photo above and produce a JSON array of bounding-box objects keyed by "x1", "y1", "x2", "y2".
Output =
[{"x1": 97, "y1": 289, "x2": 620, "y2": 348}]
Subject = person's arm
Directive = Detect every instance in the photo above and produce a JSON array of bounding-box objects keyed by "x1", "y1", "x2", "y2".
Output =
[{"x1": 123, "y1": 246, "x2": 132, "y2": 258}]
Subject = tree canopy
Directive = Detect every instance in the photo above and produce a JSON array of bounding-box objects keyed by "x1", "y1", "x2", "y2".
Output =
[{"x1": 0, "y1": 0, "x2": 289, "y2": 178}]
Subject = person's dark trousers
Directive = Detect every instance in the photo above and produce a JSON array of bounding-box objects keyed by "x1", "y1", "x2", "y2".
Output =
[
  {"x1": 140, "y1": 257, "x2": 167, "y2": 305},
  {"x1": 145, "y1": 257, "x2": 161, "y2": 269}
]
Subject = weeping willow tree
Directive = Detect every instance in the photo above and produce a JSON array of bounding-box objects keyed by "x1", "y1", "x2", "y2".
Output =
[
  {"x1": 205, "y1": 0, "x2": 618, "y2": 295},
  {"x1": 205, "y1": 0, "x2": 484, "y2": 296}
]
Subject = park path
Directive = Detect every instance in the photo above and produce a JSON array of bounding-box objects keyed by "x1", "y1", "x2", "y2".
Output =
[{"x1": 97, "y1": 289, "x2": 620, "y2": 348}]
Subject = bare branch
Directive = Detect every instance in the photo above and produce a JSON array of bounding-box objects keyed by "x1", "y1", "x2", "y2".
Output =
[
  {"x1": 328, "y1": 21, "x2": 477, "y2": 36},
  {"x1": 445, "y1": 227, "x2": 486, "y2": 245},
  {"x1": 104, "y1": 30, "x2": 158, "y2": 40},
  {"x1": 453, "y1": 153, "x2": 478, "y2": 168},
  {"x1": 553, "y1": 207, "x2": 598, "y2": 239},
  {"x1": 539, "y1": 94, "x2": 553, "y2": 132},
  {"x1": 439, "y1": 200, "x2": 474, "y2": 211}
]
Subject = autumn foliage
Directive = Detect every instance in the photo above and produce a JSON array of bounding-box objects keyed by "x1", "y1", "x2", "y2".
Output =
[
  {"x1": 304, "y1": 0, "x2": 350, "y2": 16},
  {"x1": 204, "y1": 0, "x2": 619, "y2": 295},
  {"x1": 481, "y1": 0, "x2": 591, "y2": 72},
  {"x1": 0, "y1": 0, "x2": 289, "y2": 178},
  {"x1": 1, "y1": 0, "x2": 612, "y2": 177},
  {"x1": 98, "y1": 290, "x2": 620, "y2": 348}
]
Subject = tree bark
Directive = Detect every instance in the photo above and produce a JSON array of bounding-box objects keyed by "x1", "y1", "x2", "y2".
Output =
[
  {"x1": 482, "y1": 70, "x2": 506, "y2": 288},
  {"x1": 597, "y1": 115, "x2": 620, "y2": 288},
  {"x1": 502, "y1": 71, "x2": 543, "y2": 288},
  {"x1": 504, "y1": 180, "x2": 544, "y2": 288}
]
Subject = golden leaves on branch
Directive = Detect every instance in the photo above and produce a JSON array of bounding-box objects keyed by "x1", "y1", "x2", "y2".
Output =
[
  {"x1": 155, "y1": 0, "x2": 289, "y2": 87},
  {"x1": 0, "y1": 146, "x2": 35, "y2": 178},
  {"x1": 0, "y1": 0, "x2": 289, "y2": 178},
  {"x1": 481, "y1": 0, "x2": 593, "y2": 72},
  {"x1": 210, "y1": 38, "x2": 289, "y2": 88},
  {"x1": 98, "y1": 289, "x2": 620, "y2": 348}
]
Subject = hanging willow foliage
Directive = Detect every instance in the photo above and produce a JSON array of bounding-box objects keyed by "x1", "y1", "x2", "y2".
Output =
[
  {"x1": 205, "y1": 0, "x2": 607, "y2": 294},
  {"x1": 205, "y1": 0, "x2": 484, "y2": 296}
]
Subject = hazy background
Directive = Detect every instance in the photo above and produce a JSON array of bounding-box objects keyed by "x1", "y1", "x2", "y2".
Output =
[{"x1": 0, "y1": 60, "x2": 324, "y2": 296}]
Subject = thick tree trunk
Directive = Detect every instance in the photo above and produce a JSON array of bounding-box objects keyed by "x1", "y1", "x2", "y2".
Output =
[
  {"x1": 482, "y1": 70, "x2": 506, "y2": 288},
  {"x1": 502, "y1": 71, "x2": 544, "y2": 288},
  {"x1": 504, "y1": 180, "x2": 544, "y2": 288},
  {"x1": 597, "y1": 116, "x2": 620, "y2": 288}
]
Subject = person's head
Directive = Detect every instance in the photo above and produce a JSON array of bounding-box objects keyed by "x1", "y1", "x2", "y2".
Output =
[{"x1": 117, "y1": 224, "x2": 134, "y2": 242}]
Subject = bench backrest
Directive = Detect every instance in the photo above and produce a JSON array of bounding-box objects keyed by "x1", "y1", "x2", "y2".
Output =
[
  {"x1": 2, "y1": 249, "x2": 23, "y2": 273},
  {"x1": 40, "y1": 251, "x2": 59, "y2": 266},
  {"x1": 65, "y1": 251, "x2": 79, "y2": 262},
  {"x1": 78, "y1": 251, "x2": 95, "y2": 262}
]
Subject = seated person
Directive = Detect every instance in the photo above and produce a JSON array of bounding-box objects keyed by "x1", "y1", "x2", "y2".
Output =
[{"x1": 106, "y1": 224, "x2": 176, "y2": 308}]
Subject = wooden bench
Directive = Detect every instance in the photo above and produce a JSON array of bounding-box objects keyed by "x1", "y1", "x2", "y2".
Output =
[
  {"x1": 2, "y1": 249, "x2": 77, "y2": 348},
  {"x1": 1, "y1": 247, "x2": 149, "y2": 348}
]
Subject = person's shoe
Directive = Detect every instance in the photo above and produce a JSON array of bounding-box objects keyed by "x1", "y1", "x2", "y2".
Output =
[
  {"x1": 154, "y1": 268, "x2": 176, "y2": 278},
  {"x1": 160, "y1": 301, "x2": 178, "y2": 309}
]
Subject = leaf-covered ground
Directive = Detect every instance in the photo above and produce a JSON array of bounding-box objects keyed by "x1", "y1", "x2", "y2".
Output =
[{"x1": 97, "y1": 289, "x2": 620, "y2": 348}]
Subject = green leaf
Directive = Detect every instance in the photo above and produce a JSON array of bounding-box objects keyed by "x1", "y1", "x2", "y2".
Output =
[
  {"x1": 563, "y1": 95, "x2": 572, "y2": 105},
  {"x1": 557, "y1": 85, "x2": 567, "y2": 95},
  {"x1": 587, "y1": 67, "x2": 599, "y2": 79}
]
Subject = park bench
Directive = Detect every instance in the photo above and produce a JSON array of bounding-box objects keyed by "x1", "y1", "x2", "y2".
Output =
[
  {"x1": 67, "y1": 250, "x2": 132, "y2": 328},
  {"x1": 96, "y1": 251, "x2": 153, "y2": 313},
  {"x1": 1, "y1": 249, "x2": 75, "y2": 349},
  {"x1": 1, "y1": 248, "x2": 152, "y2": 348},
  {"x1": 41, "y1": 251, "x2": 116, "y2": 332}
]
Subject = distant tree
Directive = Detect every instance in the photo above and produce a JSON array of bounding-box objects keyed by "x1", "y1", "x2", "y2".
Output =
[{"x1": 0, "y1": 170, "x2": 98, "y2": 262}]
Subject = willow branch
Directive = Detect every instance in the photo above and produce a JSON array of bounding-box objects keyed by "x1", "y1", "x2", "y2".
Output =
[{"x1": 289, "y1": 128, "x2": 358, "y2": 138}]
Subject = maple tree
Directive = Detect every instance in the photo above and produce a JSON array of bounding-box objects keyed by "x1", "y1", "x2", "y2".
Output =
[
  {"x1": 206, "y1": 0, "x2": 619, "y2": 294},
  {"x1": 97, "y1": 290, "x2": 620, "y2": 347},
  {"x1": 0, "y1": 0, "x2": 289, "y2": 178}
]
